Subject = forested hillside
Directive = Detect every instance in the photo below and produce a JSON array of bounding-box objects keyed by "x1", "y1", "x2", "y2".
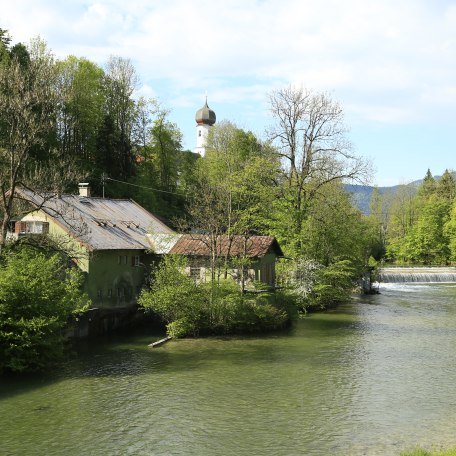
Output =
[{"x1": 368, "y1": 169, "x2": 456, "y2": 264}]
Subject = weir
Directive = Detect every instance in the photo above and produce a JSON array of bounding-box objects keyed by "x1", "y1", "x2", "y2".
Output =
[{"x1": 378, "y1": 267, "x2": 456, "y2": 283}]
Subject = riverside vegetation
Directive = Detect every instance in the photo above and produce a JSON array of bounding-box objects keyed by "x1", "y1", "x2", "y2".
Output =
[
  {"x1": 369, "y1": 168, "x2": 456, "y2": 265},
  {"x1": 0, "y1": 27, "x2": 394, "y2": 371}
]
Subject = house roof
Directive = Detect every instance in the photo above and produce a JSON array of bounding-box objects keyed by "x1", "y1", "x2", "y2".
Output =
[
  {"x1": 146, "y1": 233, "x2": 183, "y2": 254},
  {"x1": 17, "y1": 188, "x2": 174, "y2": 251},
  {"x1": 168, "y1": 234, "x2": 284, "y2": 258}
]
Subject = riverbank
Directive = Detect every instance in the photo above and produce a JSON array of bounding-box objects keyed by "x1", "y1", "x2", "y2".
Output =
[{"x1": 402, "y1": 447, "x2": 456, "y2": 456}]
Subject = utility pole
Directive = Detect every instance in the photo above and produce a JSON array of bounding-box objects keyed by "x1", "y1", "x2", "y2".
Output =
[{"x1": 101, "y1": 173, "x2": 107, "y2": 198}]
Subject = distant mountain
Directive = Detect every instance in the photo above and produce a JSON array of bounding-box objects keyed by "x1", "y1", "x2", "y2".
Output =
[
  {"x1": 345, "y1": 181, "x2": 421, "y2": 215},
  {"x1": 345, "y1": 171, "x2": 455, "y2": 215}
]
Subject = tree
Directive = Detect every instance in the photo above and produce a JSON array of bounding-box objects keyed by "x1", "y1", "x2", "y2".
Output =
[
  {"x1": 268, "y1": 86, "x2": 370, "y2": 255},
  {"x1": 188, "y1": 122, "x2": 280, "y2": 292},
  {"x1": 444, "y1": 198, "x2": 456, "y2": 261},
  {"x1": 102, "y1": 56, "x2": 138, "y2": 180},
  {"x1": 55, "y1": 56, "x2": 105, "y2": 163},
  {"x1": 367, "y1": 187, "x2": 387, "y2": 260},
  {"x1": 400, "y1": 194, "x2": 451, "y2": 264},
  {"x1": 0, "y1": 245, "x2": 90, "y2": 373},
  {"x1": 0, "y1": 28, "x2": 11, "y2": 65},
  {"x1": 0, "y1": 38, "x2": 79, "y2": 251},
  {"x1": 437, "y1": 169, "x2": 456, "y2": 201},
  {"x1": 300, "y1": 180, "x2": 376, "y2": 271},
  {"x1": 384, "y1": 183, "x2": 418, "y2": 261},
  {"x1": 418, "y1": 168, "x2": 437, "y2": 199}
]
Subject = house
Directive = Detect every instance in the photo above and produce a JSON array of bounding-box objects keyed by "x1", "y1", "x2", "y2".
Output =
[
  {"x1": 13, "y1": 185, "x2": 284, "y2": 310},
  {"x1": 13, "y1": 185, "x2": 174, "y2": 309},
  {"x1": 148, "y1": 233, "x2": 284, "y2": 288}
]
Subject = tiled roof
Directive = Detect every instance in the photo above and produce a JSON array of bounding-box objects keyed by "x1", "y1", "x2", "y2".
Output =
[
  {"x1": 169, "y1": 234, "x2": 283, "y2": 258},
  {"x1": 16, "y1": 188, "x2": 174, "y2": 251}
]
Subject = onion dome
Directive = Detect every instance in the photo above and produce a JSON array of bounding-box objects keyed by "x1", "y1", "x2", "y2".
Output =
[{"x1": 195, "y1": 98, "x2": 216, "y2": 126}]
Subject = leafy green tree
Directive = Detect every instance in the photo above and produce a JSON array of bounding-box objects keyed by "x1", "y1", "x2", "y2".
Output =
[
  {"x1": 0, "y1": 37, "x2": 80, "y2": 251},
  {"x1": 400, "y1": 194, "x2": 451, "y2": 264},
  {"x1": 310, "y1": 260, "x2": 356, "y2": 308},
  {"x1": 138, "y1": 255, "x2": 290, "y2": 338},
  {"x1": 300, "y1": 180, "x2": 376, "y2": 271},
  {"x1": 417, "y1": 168, "x2": 437, "y2": 200},
  {"x1": 384, "y1": 184, "x2": 419, "y2": 262},
  {"x1": 56, "y1": 56, "x2": 105, "y2": 163},
  {"x1": 0, "y1": 28, "x2": 11, "y2": 64},
  {"x1": 128, "y1": 104, "x2": 187, "y2": 218},
  {"x1": 0, "y1": 246, "x2": 90, "y2": 373},
  {"x1": 367, "y1": 187, "x2": 387, "y2": 260},
  {"x1": 444, "y1": 198, "x2": 456, "y2": 262},
  {"x1": 102, "y1": 56, "x2": 137, "y2": 180},
  {"x1": 190, "y1": 122, "x2": 281, "y2": 290},
  {"x1": 437, "y1": 169, "x2": 456, "y2": 201},
  {"x1": 268, "y1": 86, "x2": 370, "y2": 254}
]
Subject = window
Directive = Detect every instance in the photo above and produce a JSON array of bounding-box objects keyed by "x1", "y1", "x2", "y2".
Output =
[
  {"x1": 97, "y1": 289, "x2": 102, "y2": 299},
  {"x1": 108, "y1": 289, "x2": 112, "y2": 298},
  {"x1": 16, "y1": 221, "x2": 49, "y2": 234},
  {"x1": 198, "y1": 130, "x2": 202, "y2": 137},
  {"x1": 189, "y1": 267, "x2": 201, "y2": 281},
  {"x1": 132, "y1": 255, "x2": 140, "y2": 267},
  {"x1": 118, "y1": 255, "x2": 127, "y2": 265}
]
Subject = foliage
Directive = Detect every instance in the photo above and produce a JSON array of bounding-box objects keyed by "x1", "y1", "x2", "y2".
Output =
[
  {"x1": 383, "y1": 169, "x2": 456, "y2": 264},
  {"x1": 280, "y1": 258, "x2": 356, "y2": 312},
  {"x1": 0, "y1": 246, "x2": 90, "y2": 373},
  {"x1": 138, "y1": 255, "x2": 292, "y2": 338},
  {"x1": 309, "y1": 260, "x2": 356, "y2": 308},
  {"x1": 267, "y1": 85, "x2": 371, "y2": 254}
]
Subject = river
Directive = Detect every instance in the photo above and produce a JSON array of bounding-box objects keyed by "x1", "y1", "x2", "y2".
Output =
[{"x1": 1, "y1": 283, "x2": 456, "y2": 455}]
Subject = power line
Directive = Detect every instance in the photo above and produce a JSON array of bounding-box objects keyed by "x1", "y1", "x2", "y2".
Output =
[{"x1": 105, "y1": 176, "x2": 187, "y2": 197}]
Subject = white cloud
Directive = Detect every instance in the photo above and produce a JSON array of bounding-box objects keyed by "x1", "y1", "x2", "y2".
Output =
[{"x1": 3, "y1": 0, "x2": 456, "y2": 127}]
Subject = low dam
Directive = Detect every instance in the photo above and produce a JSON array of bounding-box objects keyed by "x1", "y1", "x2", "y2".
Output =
[{"x1": 378, "y1": 266, "x2": 456, "y2": 283}]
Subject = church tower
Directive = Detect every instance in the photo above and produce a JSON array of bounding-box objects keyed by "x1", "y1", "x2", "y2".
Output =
[{"x1": 194, "y1": 98, "x2": 216, "y2": 157}]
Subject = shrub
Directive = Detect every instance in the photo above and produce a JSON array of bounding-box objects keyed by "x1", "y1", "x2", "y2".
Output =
[
  {"x1": 0, "y1": 246, "x2": 90, "y2": 373},
  {"x1": 138, "y1": 256, "x2": 294, "y2": 338},
  {"x1": 308, "y1": 260, "x2": 356, "y2": 309}
]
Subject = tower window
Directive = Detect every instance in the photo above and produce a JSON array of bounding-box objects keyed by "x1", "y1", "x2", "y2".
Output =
[{"x1": 198, "y1": 130, "x2": 202, "y2": 137}]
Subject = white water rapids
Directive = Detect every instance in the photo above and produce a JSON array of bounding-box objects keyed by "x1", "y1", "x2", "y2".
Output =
[{"x1": 378, "y1": 267, "x2": 456, "y2": 283}]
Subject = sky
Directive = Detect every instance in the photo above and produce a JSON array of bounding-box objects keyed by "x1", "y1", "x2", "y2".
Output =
[{"x1": 3, "y1": 0, "x2": 456, "y2": 186}]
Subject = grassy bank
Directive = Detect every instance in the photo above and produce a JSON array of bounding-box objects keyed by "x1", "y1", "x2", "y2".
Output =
[{"x1": 401, "y1": 447, "x2": 456, "y2": 456}]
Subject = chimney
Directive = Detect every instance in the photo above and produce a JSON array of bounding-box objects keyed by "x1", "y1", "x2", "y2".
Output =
[{"x1": 78, "y1": 183, "x2": 91, "y2": 197}]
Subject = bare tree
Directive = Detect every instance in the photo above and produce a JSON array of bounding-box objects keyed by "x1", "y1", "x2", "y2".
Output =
[
  {"x1": 268, "y1": 86, "x2": 371, "y2": 250},
  {"x1": 0, "y1": 39, "x2": 81, "y2": 252}
]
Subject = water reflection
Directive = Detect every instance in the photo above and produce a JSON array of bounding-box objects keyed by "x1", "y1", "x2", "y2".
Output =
[{"x1": 2, "y1": 285, "x2": 456, "y2": 455}]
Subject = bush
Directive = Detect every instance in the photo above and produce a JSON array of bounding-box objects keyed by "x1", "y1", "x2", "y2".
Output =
[
  {"x1": 138, "y1": 255, "x2": 294, "y2": 338},
  {"x1": 308, "y1": 260, "x2": 356, "y2": 309},
  {"x1": 0, "y1": 246, "x2": 90, "y2": 373}
]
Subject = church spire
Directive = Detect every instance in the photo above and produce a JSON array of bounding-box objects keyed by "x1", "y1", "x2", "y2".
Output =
[{"x1": 194, "y1": 98, "x2": 216, "y2": 157}]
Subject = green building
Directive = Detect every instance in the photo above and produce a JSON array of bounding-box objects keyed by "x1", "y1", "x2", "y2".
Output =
[
  {"x1": 14, "y1": 185, "x2": 284, "y2": 311},
  {"x1": 14, "y1": 185, "x2": 174, "y2": 310}
]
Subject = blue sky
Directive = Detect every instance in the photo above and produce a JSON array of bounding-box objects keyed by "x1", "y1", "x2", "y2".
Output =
[{"x1": 4, "y1": 0, "x2": 456, "y2": 186}]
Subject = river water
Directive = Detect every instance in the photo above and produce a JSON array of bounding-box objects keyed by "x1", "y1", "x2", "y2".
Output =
[{"x1": 2, "y1": 283, "x2": 456, "y2": 455}]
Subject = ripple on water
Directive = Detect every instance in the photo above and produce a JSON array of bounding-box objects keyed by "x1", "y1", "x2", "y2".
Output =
[{"x1": 2, "y1": 286, "x2": 456, "y2": 455}]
